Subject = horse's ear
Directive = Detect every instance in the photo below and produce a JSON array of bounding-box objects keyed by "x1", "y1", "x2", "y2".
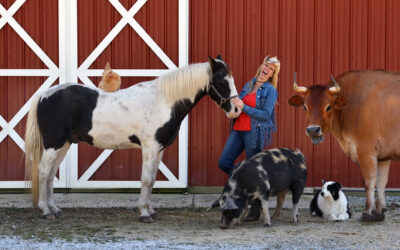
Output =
[
  {"x1": 216, "y1": 54, "x2": 223, "y2": 60},
  {"x1": 208, "y1": 56, "x2": 216, "y2": 72}
]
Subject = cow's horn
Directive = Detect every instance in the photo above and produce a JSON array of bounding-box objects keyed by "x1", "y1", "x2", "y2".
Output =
[
  {"x1": 329, "y1": 75, "x2": 341, "y2": 93},
  {"x1": 293, "y1": 72, "x2": 308, "y2": 93}
]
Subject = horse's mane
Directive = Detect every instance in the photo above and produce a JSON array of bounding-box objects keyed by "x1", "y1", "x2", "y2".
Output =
[{"x1": 157, "y1": 62, "x2": 211, "y2": 104}]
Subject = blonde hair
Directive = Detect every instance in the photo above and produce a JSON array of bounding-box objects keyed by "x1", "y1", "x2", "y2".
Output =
[{"x1": 254, "y1": 56, "x2": 281, "y2": 89}]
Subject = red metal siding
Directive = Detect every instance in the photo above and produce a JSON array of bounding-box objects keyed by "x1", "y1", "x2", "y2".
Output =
[
  {"x1": 0, "y1": 0, "x2": 58, "y2": 180},
  {"x1": 1, "y1": 0, "x2": 400, "y2": 188},
  {"x1": 76, "y1": 0, "x2": 179, "y2": 181},
  {"x1": 189, "y1": 0, "x2": 400, "y2": 188}
]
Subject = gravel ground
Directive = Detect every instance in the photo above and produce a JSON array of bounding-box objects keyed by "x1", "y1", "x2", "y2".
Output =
[{"x1": 0, "y1": 194, "x2": 399, "y2": 249}]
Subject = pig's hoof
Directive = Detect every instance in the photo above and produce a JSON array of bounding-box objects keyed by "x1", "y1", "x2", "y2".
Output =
[
  {"x1": 54, "y1": 210, "x2": 63, "y2": 218},
  {"x1": 361, "y1": 212, "x2": 385, "y2": 222},
  {"x1": 139, "y1": 216, "x2": 154, "y2": 223},
  {"x1": 150, "y1": 212, "x2": 159, "y2": 220},
  {"x1": 42, "y1": 214, "x2": 56, "y2": 220}
]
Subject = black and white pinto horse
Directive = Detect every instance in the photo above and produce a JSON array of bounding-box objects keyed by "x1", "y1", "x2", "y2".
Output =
[{"x1": 25, "y1": 56, "x2": 241, "y2": 222}]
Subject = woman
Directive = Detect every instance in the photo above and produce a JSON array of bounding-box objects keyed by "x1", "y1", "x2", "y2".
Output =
[
  {"x1": 218, "y1": 55, "x2": 280, "y2": 221},
  {"x1": 218, "y1": 55, "x2": 281, "y2": 174}
]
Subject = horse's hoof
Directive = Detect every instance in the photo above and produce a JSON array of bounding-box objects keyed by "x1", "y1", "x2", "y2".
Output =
[
  {"x1": 361, "y1": 212, "x2": 385, "y2": 222},
  {"x1": 139, "y1": 216, "x2": 154, "y2": 223},
  {"x1": 150, "y1": 212, "x2": 159, "y2": 220}
]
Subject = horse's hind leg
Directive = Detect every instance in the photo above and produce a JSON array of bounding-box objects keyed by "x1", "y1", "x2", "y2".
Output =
[
  {"x1": 38, "y1": 148, "x2": 60, "y2": 217},
  {"x1": 46, "y1": 143, "x2": 70, "y2": 217},
  {"x1": 139, "y1": 145, "x2": 160, "y2": 223}
]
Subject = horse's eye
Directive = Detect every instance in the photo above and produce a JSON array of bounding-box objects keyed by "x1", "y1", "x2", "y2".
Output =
[
  {"x1": 303, "y1": 105, "x2": 307, "y2": 112},
  {"x1": 326, "y1": 105, "x2": 331, "y2": 112}
]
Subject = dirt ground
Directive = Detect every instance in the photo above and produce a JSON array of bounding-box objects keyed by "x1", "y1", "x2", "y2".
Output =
[{"x1": 1, "y1": 196, "x2": 400, "y2": 249}]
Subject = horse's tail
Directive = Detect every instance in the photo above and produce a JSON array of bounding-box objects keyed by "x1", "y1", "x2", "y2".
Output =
[{"x1": 24, "y1": 93, "x2": 43, "y2": 207}]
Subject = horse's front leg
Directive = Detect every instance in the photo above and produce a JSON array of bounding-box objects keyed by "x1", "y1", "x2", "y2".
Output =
[
  {"x1": 147, "y1": 150, "x2": 164, "y2": 220},
  {"x1": 139, "y1": 145, "x2": 160, "y2": 223}
]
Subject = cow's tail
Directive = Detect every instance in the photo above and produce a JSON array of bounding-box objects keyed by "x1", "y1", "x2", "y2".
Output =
[{"x1": 24, "y1": 93, "x2": 43, "y2": 207}]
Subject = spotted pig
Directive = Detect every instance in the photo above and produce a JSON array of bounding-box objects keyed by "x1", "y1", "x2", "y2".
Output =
[{"x1": 211, "y1": 148, "x2": 307, "y2": 229}]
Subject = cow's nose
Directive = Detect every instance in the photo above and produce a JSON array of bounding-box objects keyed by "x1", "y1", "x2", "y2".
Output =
[{"x1": 306, "y1": 126, "x2": 321, "y2": 134}]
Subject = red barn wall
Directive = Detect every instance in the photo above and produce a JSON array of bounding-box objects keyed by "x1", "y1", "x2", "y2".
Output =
[{"x1": 1, "y1": 0, "x2": 399, "y2": 188}]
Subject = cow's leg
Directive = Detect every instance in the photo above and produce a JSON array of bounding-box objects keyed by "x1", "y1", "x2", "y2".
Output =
[
  {"x1": 376, "y1": 160, "x2": 391, "y2": 214},
  {"x1": 357, "y1": 152, "x2": 381, "y2": 221},
  {"x1": 38, "y1": 148, "x2": 59, "y2": 218},
  {"x1": 147, "y1": 150, "x2": 164, "y2": 220},
  {"x1": 47, "y1": 143, "x2": 70, "y2": 217},
  {"x1": 272, "y1": 190, "x2": 288, "y2": 219},
  {"x1": 139, "y1": 145, "x2": 159, "y2": 223}
]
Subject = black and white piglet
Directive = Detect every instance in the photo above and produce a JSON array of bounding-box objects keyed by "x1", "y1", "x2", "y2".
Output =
[
  {"x1": 211, "y1": 148, "x2": 307, "y2": 229},
  {"x1": 310, "y1": 180, "x2": 351, "y2": 221}
]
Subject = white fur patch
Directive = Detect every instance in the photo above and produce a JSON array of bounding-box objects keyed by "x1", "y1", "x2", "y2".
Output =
[
  {"x1": 317, "y1": 182, "x2": 349, "y2": 221},
  {"x1": 40, "y1": 83, "x2": 82, "y2": 101}
]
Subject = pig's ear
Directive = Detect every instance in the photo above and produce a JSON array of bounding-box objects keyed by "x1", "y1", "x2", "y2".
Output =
[
  {"x1": 210, "y1": 199, "x2": 220, "y2": 209},
  {"x1": 221, "y1": 197, "x2": 238, "y2": 211}
]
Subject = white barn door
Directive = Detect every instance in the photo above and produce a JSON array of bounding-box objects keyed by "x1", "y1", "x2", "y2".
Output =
[
  {"x1": 0, "y1": 0, "x2": 188, "y2": 189},
  {"x1": 65, "y1": 0, "x2": 189, "y2": 189}
]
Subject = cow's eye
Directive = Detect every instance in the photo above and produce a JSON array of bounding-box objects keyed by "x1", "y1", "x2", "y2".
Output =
[
  {"x1": 303, "y1": 105, "x2": 307, "y2": 112},
  {"x1": 326, "y1": 105, "x2": 331, "y2": 112}
]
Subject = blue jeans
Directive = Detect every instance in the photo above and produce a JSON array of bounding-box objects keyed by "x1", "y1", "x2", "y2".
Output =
[{"x1": 218, "y1": 130, "x2": 261, "y2": 174}]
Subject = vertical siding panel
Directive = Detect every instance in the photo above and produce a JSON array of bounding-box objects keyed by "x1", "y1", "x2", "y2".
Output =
[
  {"x1": 189, "y1": 0, "x2": 210, "y2": 186},
  {"x1": 162, "y1": 0, "x2": 179, "y2": 180},
  {"x1": 261, "y1": 0, "x2": 280, "y2": 148},
  {"x1": 313, "y1": 0, "x2": 333, "y2": 185},
  {"x1": 348, "y1": 0, "x2": 367, "y2": 187},
  {"x1": 277, "y1": 0, "x2": 296, "y2": 149},
  {"x1": 386, "y1": 0, "x2": 400, "y2": 188},
  {"x1": 296, "y1": 0, "x2": 315, "y2": 187},
  {"x1": 367, "y1": 0, "x2": 386, "y2": 69},
  {"x1": 77, "y1": 0, "x2": 97, "y2": 179},
  {"x1": 208, "y1": 0, "x2": 229, "y2": 186},
  {"x1": 331, "y1": 0, "x2": 351, "y2": 186},
  {"x1": 5, "y1": 0, "x2": 26, "y2": 179}
]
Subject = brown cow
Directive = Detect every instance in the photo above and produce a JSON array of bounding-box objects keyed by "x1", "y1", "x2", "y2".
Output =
[{"x1": 288, "y1": 70, "x2": 400, "y2": 222}]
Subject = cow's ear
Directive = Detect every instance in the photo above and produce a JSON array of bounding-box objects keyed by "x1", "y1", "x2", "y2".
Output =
[
  {"x1": 288, "y1": 95, "x2": 304, "y2": 107},
  {"x1": 222, "y1": 197, "x2": 238, "y2": 211},
  {"x1": 334, "y1": 95, "x2": 347, "y2": 109}
]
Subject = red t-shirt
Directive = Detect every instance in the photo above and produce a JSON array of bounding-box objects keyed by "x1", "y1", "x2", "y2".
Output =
[{"x1": 233, "y1": 92, "x2": 257, "y2": 131}]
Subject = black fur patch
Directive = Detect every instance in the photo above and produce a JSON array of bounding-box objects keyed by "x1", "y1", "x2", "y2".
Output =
[
  {"x1": 155, "y1": 90, "x2": 205, "y2": 149},
  {"x1": 310, "y1": 190, "x2": 324, "y2": 217},
  {"x1": 129, "y1": 134, "x2": 141, "y2": 145},
  {"x1": 37, "y1": 84, "x2": 98, "y2": 150}
]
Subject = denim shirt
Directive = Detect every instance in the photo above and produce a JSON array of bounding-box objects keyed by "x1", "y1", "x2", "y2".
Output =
[{"x1": 238, "y1": 78, "x2": 278, "y2": 149}]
